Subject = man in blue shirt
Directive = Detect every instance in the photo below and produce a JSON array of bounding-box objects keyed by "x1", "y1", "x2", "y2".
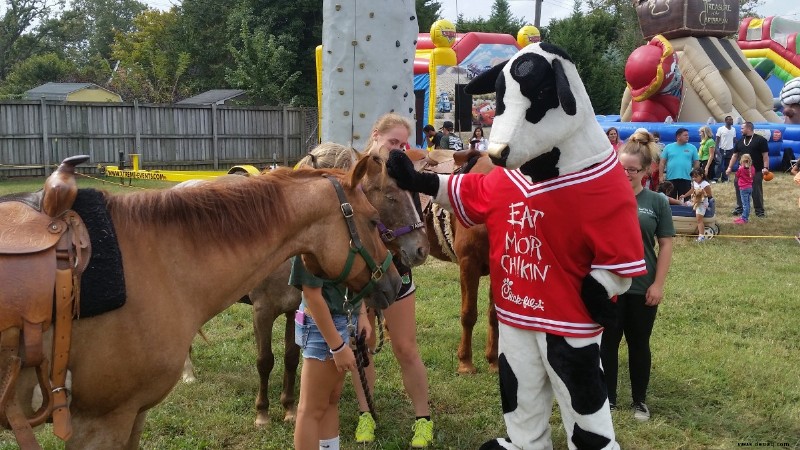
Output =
[{"x1": 659, "y1": 128, "x2": 699, "y2": 197}]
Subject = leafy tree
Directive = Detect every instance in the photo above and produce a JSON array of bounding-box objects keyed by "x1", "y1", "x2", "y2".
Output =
[
  {"x1": 70, "y1": 0, "x2": 148, "y2": 63},
  {"x1": 486, "y1": 0, "x2": 525, "y2": 34},
  {"x1": 455, "y1": 13, "x2": 488, "y2": 33},
  {"x1": 455, "y1": 0, "x2": 524, "y2": 34},
  {"x1": 0, "y1": 0, "x2": 59, "y2": 79},
  {"x1": 416, "y1": 0, "x2": 442, "y2": 32},
  {"x1": 0, "y1": 52, "x2": 74, "y2": 96},
  {"x1": 226, "y1": 19, "x2": 301, "y2": 105},
  {"x1": 175, "y1": 0, "x2": 235, "y2": 92},
  {"x1": 739, "y1": 0, "x2": 765, "y2": 18},
  {"x1": 226, "y1": 0, "x2": 321, "y2": 105},
  {"x1": 542, "y1": 6, "x2": 628, "y2": 114},
  {"x1": 109, "y1": 9, "x2": 190, "y2": 102}
]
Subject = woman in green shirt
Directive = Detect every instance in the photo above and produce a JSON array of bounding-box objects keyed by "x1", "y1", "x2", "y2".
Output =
[
  {"x1": 699, "y1": 126, "x2": 717, "y2": 181},
  {"x1": 291, "y1": 256, "x2": 371, "y2": 450},
  {"x1": 601, "y1": 130, "x2": 675, "y2": 421}
]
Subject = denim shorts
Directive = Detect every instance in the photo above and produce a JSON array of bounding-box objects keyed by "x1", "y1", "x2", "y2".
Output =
[{"x1": 295, "y1": 310, "x2": 354, "y2": 362}]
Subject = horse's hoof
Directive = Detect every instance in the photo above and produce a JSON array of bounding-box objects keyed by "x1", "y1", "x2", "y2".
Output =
[
  {"x1": 283, "y1": 411, "x2": 296, "y2": 423},
  {"x1": 181, "y1": 374, "x2": 197, "y2": 383},
  {"x1": 457, "y1": 363, "x2": 478, "y2": 374},
  {"x1": 254, "y1": 415, "x2": 270, "y2": 428},
  {"x1": 488, "y1": 362, "x2": 499, "y2": 374}
]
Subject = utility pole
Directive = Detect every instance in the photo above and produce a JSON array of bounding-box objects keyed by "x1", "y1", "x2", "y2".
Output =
[{"x1": 511, "y1": 0, "x2": 543, "y2": 28}]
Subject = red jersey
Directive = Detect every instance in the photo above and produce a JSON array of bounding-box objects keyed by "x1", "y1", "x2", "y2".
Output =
[{"x1": 447, "y1": 152, "x2": 646, "y2": 337}]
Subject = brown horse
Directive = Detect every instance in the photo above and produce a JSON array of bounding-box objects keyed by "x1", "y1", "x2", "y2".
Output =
[
  {"x1": 245, "y1": 143, "x2": 429, "y2": 426},
  {"x1": 6, "y1": 159, "x2": 401, "y2": 448},
  {"x1": 421, "y1": 153, "x2": 499, "y2": 374}
]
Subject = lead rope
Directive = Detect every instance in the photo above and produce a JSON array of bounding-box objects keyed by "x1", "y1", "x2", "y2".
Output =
[
  {"x1": 345, "y1": 296, "x2": 377, "y2": 420},
  {"x1": 354, "y1": 327, "x2": 377, "y2": 420},
  {"x1": 369, "y1": 309, "x2": 385, "y2": 355}
]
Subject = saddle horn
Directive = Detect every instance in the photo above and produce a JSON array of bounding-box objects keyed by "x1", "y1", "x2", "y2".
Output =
[{"x1": 42, "y1": 155, "x2": 90, "y2": 218}]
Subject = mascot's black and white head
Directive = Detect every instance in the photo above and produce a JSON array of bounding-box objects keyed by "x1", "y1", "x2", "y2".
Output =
[{"x1": 465, "y1": 43, "x2": 612, "y2": 178}]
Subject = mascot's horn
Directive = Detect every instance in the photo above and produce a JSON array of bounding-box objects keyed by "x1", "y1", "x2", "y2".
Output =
[
  {"x1": 465, "y1": 60, "x2": 508, "y2": 95},
  {"x1": 552, "y1": 59, "x2": 577, "y2": 116}
]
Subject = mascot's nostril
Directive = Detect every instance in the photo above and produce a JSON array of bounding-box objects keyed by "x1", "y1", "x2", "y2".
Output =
[{"x1": 489, "y1": 145, "x2": 511, "y2": 167}]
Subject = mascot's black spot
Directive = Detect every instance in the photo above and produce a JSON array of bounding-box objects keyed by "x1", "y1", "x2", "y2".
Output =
[
  {"x1": 519, "y1": 148, "x2": 560, "y2": 182},
  {"x1": 545, "y1": 334, "x2": 607, "y2": 415},
  {"x1": 508, "y1": 53, "x2": 560, "y2": 125},
  {"x1": 581, "y1": 274, "x2": 617, "y2": 329},
  {"x1": 541, "y1": 42, "x2": 574, "y2": 63},
  {"x1": 479, "y1": 438, "x2": 515, "y2": 450},
  {"x1": 498, "y1": 353, "x2": 518, "y2": 414},
  {"x1": 572, "y1": 423, "x2": 612, "y2": 450},
  {"x1": 496, "y1": 72, "x2": 506, "y2": 116}
]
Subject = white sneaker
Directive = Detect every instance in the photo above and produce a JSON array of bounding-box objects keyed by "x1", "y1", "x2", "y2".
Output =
[{"x1": 633, "y1": 402, "x2": 650, "y2": 421}]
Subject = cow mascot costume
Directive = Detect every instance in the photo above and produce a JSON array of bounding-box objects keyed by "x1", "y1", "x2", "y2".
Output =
[{"x1": 387, "y1": 43, "x2": 645, "y2": 449}]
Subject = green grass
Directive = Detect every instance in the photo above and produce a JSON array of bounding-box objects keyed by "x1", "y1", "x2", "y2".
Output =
[{"x1": 1, "y1": 174, "x2": 800, "y2": 449}]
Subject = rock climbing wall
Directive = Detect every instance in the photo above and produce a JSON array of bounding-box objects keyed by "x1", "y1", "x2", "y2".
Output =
[{"x1": 321, "y1": 0, "x2": 418, "y2": 148}]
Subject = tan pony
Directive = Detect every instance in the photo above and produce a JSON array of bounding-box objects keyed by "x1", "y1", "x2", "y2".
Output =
[
  {"x1": 407, "y1": 148, "x2": 499, "y2": 374},
  {"x1": 4, "y1": 158, "x2": 401, "y2": 448}
]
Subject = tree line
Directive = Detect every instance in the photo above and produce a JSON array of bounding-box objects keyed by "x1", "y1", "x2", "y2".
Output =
[{"x1": 0, "y1": 0, "x2": 763, "y2": 114}]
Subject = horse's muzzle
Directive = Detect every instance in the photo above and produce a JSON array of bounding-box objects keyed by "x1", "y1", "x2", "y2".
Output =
[{"x1": 365, "y1": 266, "x2": 402, "y2": 310}]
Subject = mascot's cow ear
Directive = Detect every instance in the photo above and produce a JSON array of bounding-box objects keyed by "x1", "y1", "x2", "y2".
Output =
[
  {"x1": 552, "y1": 59, "x2": 577, "y2": 116},
  {"x1": 465, "y1": 60, "x2": 508, "y2": 95}
]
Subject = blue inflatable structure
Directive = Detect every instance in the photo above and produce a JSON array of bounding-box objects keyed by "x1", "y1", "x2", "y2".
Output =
[{"x1": 597, "y1": 116, "x2": 800, "y2": 171}]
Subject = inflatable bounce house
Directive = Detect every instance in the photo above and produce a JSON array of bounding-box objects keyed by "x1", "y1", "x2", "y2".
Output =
[
  {"x1": 738, "y1": 16, "x2": 800, "y2": 101},
  {"x1": 411, "y1": 20, "x2": 528, "y2": 146},
  {"x1": 604, "y1": 0, "x2": 800, "y2": 170}
]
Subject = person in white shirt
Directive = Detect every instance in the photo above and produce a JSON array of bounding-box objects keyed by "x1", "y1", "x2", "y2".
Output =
[
  {"x1": 469, "y1": 126, "x2": 489, "y2": 151},
  {"x1": 715, "y1": 116, "x2": 736, "y2": 182}
]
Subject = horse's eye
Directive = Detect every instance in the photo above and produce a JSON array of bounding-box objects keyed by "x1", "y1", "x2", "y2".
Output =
[
  {"x1": 371, "y1": 217, "x2": 380, "y2": 227},
  {"x1": 385, "y1": 194, "x2": 396, "y2": 202}
]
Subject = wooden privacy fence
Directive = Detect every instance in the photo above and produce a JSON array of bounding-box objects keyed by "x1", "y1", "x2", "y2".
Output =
[{"x1": 0, "y1": 100, "x2": 319, "y2": 177}]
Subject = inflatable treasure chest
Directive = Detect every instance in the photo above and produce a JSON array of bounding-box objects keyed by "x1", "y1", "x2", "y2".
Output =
[{"x1": 636, "y1": 0, "x2": 740, "y2": 40}]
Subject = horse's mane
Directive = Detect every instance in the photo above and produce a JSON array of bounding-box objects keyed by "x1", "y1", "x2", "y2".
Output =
[{"x1": 105, "y1": 167, "x2": 349, "y2": 248}]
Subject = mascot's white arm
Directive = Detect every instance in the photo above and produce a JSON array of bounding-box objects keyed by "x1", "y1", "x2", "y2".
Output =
[{"x1": 591, "y1": 268, "x2": 631, "y2": 298}]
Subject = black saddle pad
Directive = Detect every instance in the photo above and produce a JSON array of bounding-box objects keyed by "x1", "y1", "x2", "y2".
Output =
[{"x1": 73, "y1": 189, "x2": 127, "y2": 317}]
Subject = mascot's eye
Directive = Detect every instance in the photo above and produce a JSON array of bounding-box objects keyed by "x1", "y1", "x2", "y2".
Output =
[
  {"x1": 537, "y1": 86, "x2": 553, "y2": 100},
  {"x1": 515, "y1": 59, "x2": 536, "y2": 77}
]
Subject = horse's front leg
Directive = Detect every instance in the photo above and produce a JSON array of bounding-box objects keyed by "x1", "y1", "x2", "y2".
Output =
[
  {"x1": 457, "y1": 257, "x2": 482, "y2": 374},
  {"x1": 181, "y1": 345, "x2": 197, "y2": 383},
  {"x1": 66, "y1": 409, "x2": 143, "y2": 450},
  {"x1": 253, "y1": 304, "x2": 277, "y2": 427},
  {"x1": 281, "y1": 310, "x2": 300, "y2": 423},
  {"x1": 485, "y1": 284, "x2": 499, "y2": 372}
]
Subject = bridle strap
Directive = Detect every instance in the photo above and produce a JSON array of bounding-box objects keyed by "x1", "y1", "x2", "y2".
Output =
[
  {"x1": 376, "y1": 221, "x2": 424, "y2": 242},
  {"x1": 322, "y1": 176, "x2": 392, "y2": 298}
]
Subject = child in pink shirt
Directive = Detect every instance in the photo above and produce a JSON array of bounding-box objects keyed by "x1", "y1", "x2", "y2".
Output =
[{"x1": 734, "y1": 154, "x2": 755, "y2": 224}]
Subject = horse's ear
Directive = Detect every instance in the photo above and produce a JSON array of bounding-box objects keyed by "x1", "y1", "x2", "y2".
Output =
[{"x1": 349, "y1": 151, "x2": 370, "y2": 187}]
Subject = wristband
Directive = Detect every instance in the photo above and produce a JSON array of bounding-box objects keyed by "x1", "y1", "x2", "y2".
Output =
[{"x1": 329, "y1": 341, "x2": 347, "y2": 354}]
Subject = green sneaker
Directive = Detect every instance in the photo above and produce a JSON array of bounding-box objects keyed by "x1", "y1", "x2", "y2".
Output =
[
  {"x1": 355, "y1": 412, "x2": 375, "y2": 443},
  {"x1": 410, "y1": 418, "x2": 434, "y2": 448}
]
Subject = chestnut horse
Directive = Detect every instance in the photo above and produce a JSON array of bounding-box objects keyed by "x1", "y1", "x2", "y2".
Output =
[
  {"x1": 419, "y1": 152, "x2": 499, "y2": 374},
  {"x1": 243, "y1": 143, "x2": 429, "y2": 426},
  {"x1": 5, "y1": 159, "x2": 401, "y2": 448}
]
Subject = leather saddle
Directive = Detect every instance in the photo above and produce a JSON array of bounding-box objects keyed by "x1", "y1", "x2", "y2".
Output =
[{"x1": 0, "y1": 155, "x2": 91, "y2": 449}]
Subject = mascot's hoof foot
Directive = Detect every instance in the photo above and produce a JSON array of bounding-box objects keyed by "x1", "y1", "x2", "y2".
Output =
[{"x1": 479, "y1": 438, "x2": 518, "y2": 450}]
